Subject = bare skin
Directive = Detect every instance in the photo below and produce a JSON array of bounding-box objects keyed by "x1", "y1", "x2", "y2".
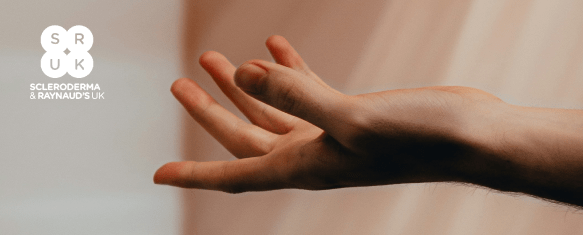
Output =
[{"x1": 155, "y1": 35, "x2": 583, "y2": 207}]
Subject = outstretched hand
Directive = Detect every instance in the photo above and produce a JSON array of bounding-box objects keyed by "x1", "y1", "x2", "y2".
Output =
[{"x1": 154, "y1": 35, "x2": 510, "y2": 193}]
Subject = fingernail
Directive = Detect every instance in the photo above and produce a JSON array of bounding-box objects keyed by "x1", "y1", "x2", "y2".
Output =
[{"x1": 234, "y1": 63, "x2": 266, "y2": 93}]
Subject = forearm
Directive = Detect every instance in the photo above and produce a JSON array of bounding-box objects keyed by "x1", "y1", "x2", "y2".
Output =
[{"x1": 463, "y1": 105, "x2": 583, "y2": 207}]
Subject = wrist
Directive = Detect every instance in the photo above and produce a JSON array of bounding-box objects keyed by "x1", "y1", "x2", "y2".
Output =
[{"x1": 457, "y1": 104, "x2": 583, "y2": 206}]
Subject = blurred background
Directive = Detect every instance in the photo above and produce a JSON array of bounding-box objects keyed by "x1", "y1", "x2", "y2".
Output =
[{"x1": 1, "y1": 0, "x2": 583, "y2": 234}]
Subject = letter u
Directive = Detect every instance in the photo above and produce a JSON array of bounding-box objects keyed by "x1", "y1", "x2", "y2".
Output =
[{"x1": 50, "y1": 58, "x2": 60, "y2": 70}]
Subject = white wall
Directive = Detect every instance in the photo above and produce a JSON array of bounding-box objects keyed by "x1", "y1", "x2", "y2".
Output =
[{"x1": 0, "y1": 1, "x2": 182, "y2": 234}]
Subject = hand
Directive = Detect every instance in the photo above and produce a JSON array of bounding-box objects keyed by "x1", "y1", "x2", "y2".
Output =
[{"x1": 154, "y1": 35, "x2": 511, "y2": 193}]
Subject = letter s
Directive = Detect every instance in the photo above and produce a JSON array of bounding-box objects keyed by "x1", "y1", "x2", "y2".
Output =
[{"x1": 51, "y1": 33, "x2": 60, "y2": 44}]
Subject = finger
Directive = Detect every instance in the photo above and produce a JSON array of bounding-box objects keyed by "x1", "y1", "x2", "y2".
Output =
[
  {"x1": 265, "y1": 35, "x2": 310, "y2": 72},
  {"x1": 199, "y1": 51, "x2": 296, "y2": 134},
  {"x1": 234, "y1": 60, "x2": 348, "y2": 136},
  {"x1": 265, "y1": 35, "x2": 338, "y2": 91},
  {"x1": 171, "y1": 77, "x2": 276, "y2": 158},
  {"x1": 153, "y1": 158, "x2": 289, "y2": 193}
]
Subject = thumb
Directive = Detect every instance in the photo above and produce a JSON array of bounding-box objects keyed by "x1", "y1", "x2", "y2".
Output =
[
  {"x1": 153, "y1": 158, "x2": 289, "y2": 193},
  {"x1": 234, "y1": 60, "x2": 346, "y2": 132}
]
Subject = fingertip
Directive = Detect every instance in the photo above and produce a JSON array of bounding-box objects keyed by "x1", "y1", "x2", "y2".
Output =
[
  {"x1": 154, "y1": 162, "x2": 186, "y2": 185},
  {"x1": 198, "y1": 51, "x2": 223, "y2": 67},
  {"x1": 170, "y1": 77, "x2": 194, "y2": 96},
  {"x1": 198, "y1": 51, "x2": 238, "y2": 82},
  {"x1": 265, "y1": 35, "x2": 287, "y2": 48},
  {"x1": 266, "y1": 35, "x2": 294, "y2": 57},
  {"x1": 265, "y1": 35, "x2": 307, "y2": 70}
]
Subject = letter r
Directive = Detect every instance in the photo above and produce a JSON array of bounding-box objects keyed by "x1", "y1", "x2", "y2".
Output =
[{"x1": 75, "y1": 33, "x2": 84, "y2": 45}]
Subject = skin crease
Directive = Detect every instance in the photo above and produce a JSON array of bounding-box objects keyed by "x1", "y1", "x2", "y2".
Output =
[{"x1": 155, "y1": 35, "x2": 583, "y2": 207}]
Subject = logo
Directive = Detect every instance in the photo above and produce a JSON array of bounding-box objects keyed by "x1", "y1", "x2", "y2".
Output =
[
  {"x1": 31, "y1": 25, "x2": 103, "y2": 100},
  {"x1": 40, "y1": 25, "x2": 93, "y2": 78}
]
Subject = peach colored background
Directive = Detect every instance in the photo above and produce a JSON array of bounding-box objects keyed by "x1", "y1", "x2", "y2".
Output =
[
  {"x1": 179, "y1": 1, "x2": 583, "y2": 234},
  {"x1": 1, "y1": 0, "x2": 582, "y2": 234}
]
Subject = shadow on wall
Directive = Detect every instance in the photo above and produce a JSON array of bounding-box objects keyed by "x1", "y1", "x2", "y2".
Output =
[{"x1": 178, "y1": 0, "x2": 471, "y2": 234}]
